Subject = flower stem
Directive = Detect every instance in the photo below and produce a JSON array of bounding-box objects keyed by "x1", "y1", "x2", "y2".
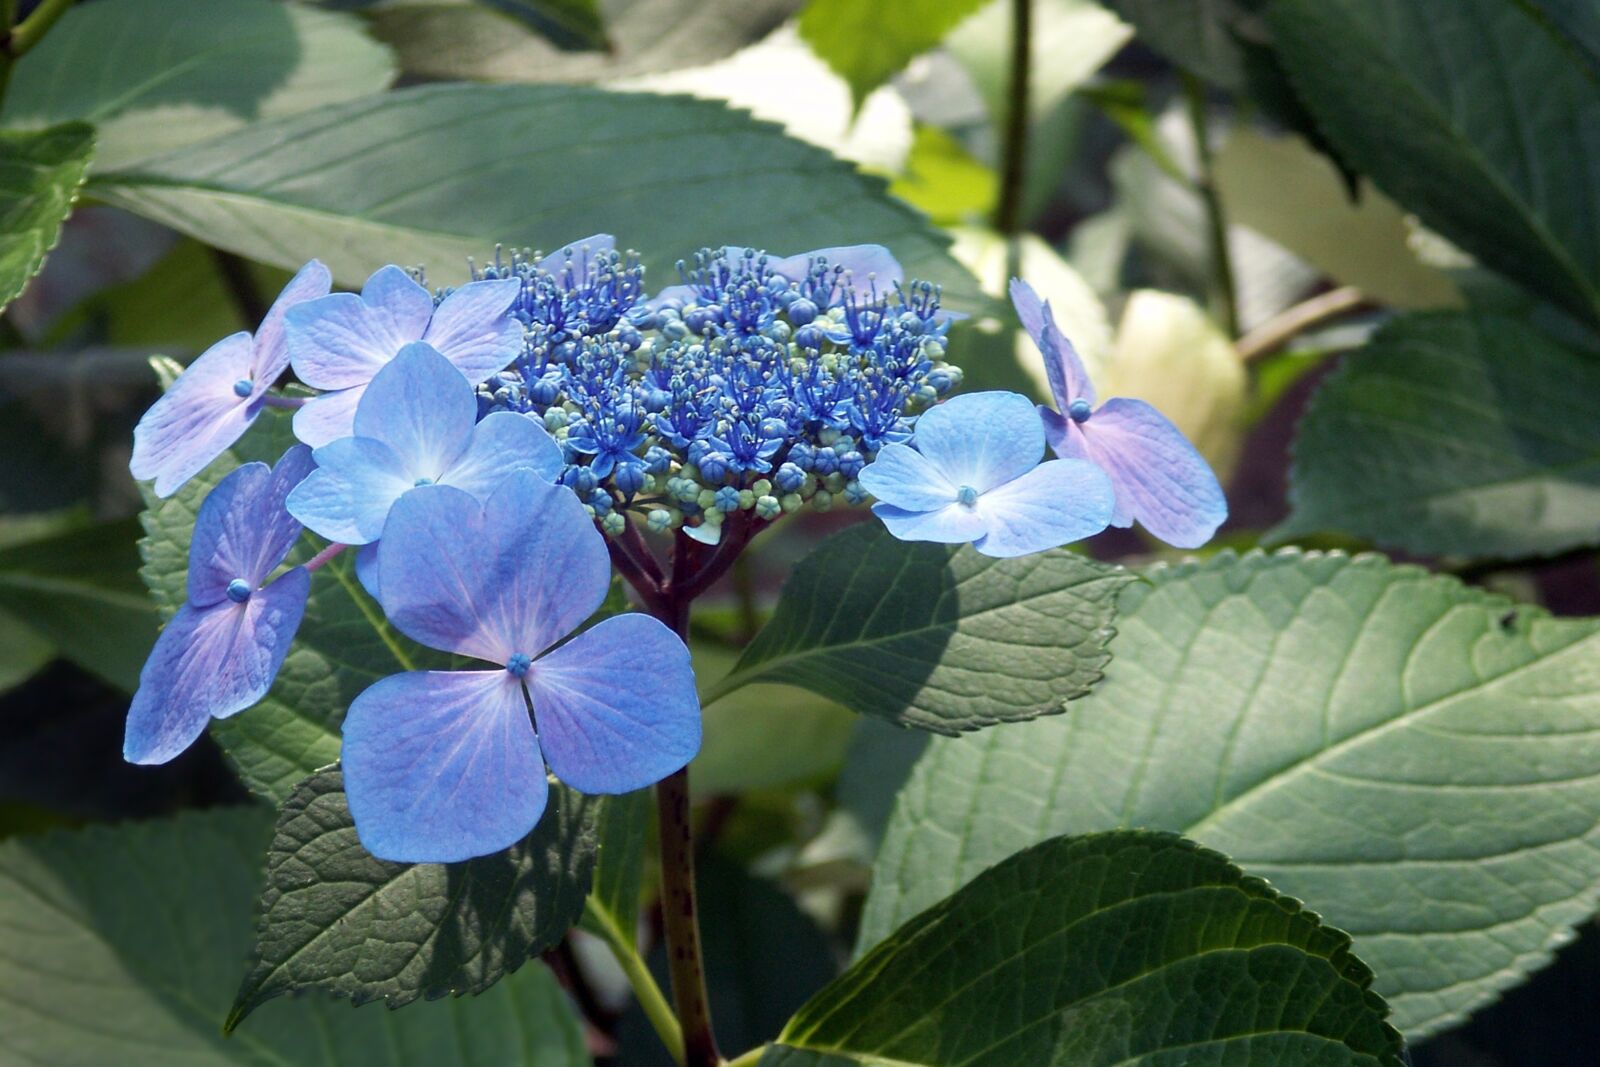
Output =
[
  {"x1": 993, "y1": 0, "x2": 1033, "y2": 235},
  {"x1": 1234, "y1": 286, "x2": 1365, "y2": 362},
  {"x1": 1181, "y1": 72, "x2": 1240, "y2": 338},
  {"x1": 651, "y1": 588, "x2": 719, "y2": 1067},
  {"x1": 303, "y1": 542, "x2": 347, "y2": 574},
  {"x1": 601, "y1": 927, "x2": 684, "y2": 1064}
]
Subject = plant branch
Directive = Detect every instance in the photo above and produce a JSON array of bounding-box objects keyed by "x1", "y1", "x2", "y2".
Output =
[
  {"x1": 598, "y1": 923, "x2": 684, "y2": 1064},
  {"x1": 993, "y1": 0, "x2": 1032, "y2": 235},
  {"x1": 1235, "y1": 286, "x2": 1366, "y2": 362},
  {"x1": 4, "y1": 0, "x2": 72, "y2": 57},
  {"x1": 1181, "y1": 73, "x2": 1239, "y2": 338}
]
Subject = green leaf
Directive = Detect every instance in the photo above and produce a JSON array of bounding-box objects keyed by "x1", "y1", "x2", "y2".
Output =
[
  {"x1": 888, "y1": 125, "x2": 997, "y2": 226},
  {"x1": 0, "y1": 607, "x2": 53, "y2": 694},
  {"x1": 138, "y1": 408, "x2": 445, "y2": 801},
  {"x1": 485, "y1": 0, "x2": 610, "y2": 51},
  {"x1": 1103, "y1": 0, "x2": 1261, "y2": 89},
  {"x1": 771, "y1": 831, "x2": 1404, "y2": 1067},
  {"x1": 0, "y1": 123, "x2": 93, "y2": 312},
  {"x1": 798, "y1": 0, "x2": 988, "y2": 107},
  {"x1": 0, "y1": 807, "x2": 590, "y2": 1065},
  {"x1": 861, "y1": 549, "x2": 1600, "y2": 1038},
  {"x1": 366, "y1": 0, "x2": 799, "y2": 84},
  {"x1": 0, "y1": 515, "x2": 158, "y2": 691},
  {"x1": 88, "y1": 83, "x2": 982, "y2": 313},
  {"x1": 580, "y1": 787, "x2": 652, "y2": 951},
  {"x1": 706, "y1": 522, "x2": 1135, "y2": 735},
  {"x1": 1, "y1": 0, "x2": 395, "y2": 171},
  {"x1": 229, "y1": 768, "x2": 599, "y2": 1027},
  {"x1": 1272, "y1": 312, "x2": 1600, "y2": 560},
  {"x1": 1520, "y1": 0, "x2": 1600, "y2": 79},
  {"x1": 1268, "y1": 0, "x2": 1600, "y2": 324}
]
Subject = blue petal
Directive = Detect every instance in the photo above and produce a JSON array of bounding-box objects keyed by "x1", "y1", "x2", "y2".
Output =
[
  {"x1": 188, "y1": 447, "x2": 312, "y2": 605},
  {"x1": 355, "y1": 541, "x2": 382, "y2": 600},
  {"x1": 376, "y1": 472, "x2": 609, "y2": 663},
  {"x1": 287, "y1": 437, "x2": 412, "y2": 544},
  {"x1": 341, "y1": 669, "x2": 547, "y2": 863},
  {"x1": 1009, "y1": 278, "x2": 1096, "y2": 410},
  {"x1": 286, "y1": 294, "x2": 398, "y2": 391},
  {"x1": 769, "y1": 244, "x2": 903, "y2": 291},
  {"x1": 353, "y1": 342, "x2": 477, "y2": 478},
  {"x1": 124, "y1": 567, "x2": 309, "y2": 764},
  {"x1": 1078, "y1": 397, "x2": 1227, "y2": 548},
  {"x1": 526, "y1": 614, "x2": 701, "y2": 794},
  {"x1": 422, "y1": 278, "x2": 524, "y2": 383},
  {"x1": 871, "y1": 501, "x2": 988, "y2": 545},
  {"x1": 972, "y1": 459, "x2": 1114, "y2": 558},
  {"x1": 442, "y1": 411, "x2": 563, "y2": 498},
  {"x1": 857, "y1": 442, "x2": 957, "y2": 511},
  {"x1": 360, "y1": 264, "x2": 434, "y2": 347},
  {"x1": 251, "y1": 260, "x2": 331, "y2": 384},
  {"x1": 910, "y1": 391, "x2": 1043, "y2": 494},
  {"x1": 292, "y1": 384, "x2": 367, "y2": 447},
  {"x1": 129, "y1": 331, "x2": 255, "y2": 497},
  {"x1": 536, "y1": 234, "x2": 615, "y2": 274}
]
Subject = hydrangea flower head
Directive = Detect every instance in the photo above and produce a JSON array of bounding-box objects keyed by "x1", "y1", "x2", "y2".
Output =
[
  {"x1": 287, "y1": 265, "x2": 524, "y2": 446},
  {"x1": 860, "y1": 391, "x2": 1115, "y2": 557},
  {"x1": 125, "y1": 446, "x2": 314, "y2": 764},
  {"x1": 1011, "y1": 279, "x2": 1226, "y2": 548},
  {"x1": 286, "y1": 342, "x2": 562, "y2": 544},
  {"x1": 343, "y1": 470, "x2": 702, "y2": 863},
  {"x1": 130, "y1": 261, "x2": 331, "y2": 497}
]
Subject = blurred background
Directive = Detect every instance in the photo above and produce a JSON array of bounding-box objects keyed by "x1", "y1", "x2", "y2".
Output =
[{"x1": 1, "y1": 0, "x2": 1595, "y2": 1063}]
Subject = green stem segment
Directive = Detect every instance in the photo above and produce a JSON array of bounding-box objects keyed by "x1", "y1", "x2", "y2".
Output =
[
  {"x1": 1, "y1": 0, "x2": 75, "y2": 111},
  {"x1": 1181, "y1": 73, "x2": 1240, "y2": 337},
  {"x1": 993, "y1": 0, "x2": 1032, "y2": 235},
  {"x1": 605, "y1": 929, "x2": 684, "y2": 1064}
]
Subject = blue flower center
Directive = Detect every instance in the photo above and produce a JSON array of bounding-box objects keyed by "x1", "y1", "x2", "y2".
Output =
[
  {"x1": 413, "y1": 477, "x2": 434, "y2": 487},
  {"x1": 232, "y1": 379, "x2": 254, "y2": 398},
  {"x1": 1068, "y1": 398, "x2": 1093, "y2": 423},
  {"x1": 226, "y1": 578, "x2": 253, "y2": 603},
  {"x1": 506, "y1": 652, "x2": 532, "y2": 677},
  {"x1": 956, "y1": 485, "x2": 979, "y2": 507}
]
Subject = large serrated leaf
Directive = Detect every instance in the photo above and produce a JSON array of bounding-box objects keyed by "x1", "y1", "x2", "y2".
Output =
[
  {"x1": 1272, "y1": 312, "x2": 1600, "y2": 560},
  {"x1": 580, "y1": 787, "x2": 652, "y2": 951},
  {"x1": 86, "y1": 83, "x2": 984, "y2": 312},
  {"x1": 705, "y1": 522, "x2": 1135, "y2": 734},
  {"x1": 138, "y1": 408, "x2": 446, "y2": 801},
  {"x1": 229, "y1": 768, "x2": 599, "y2": 1027},
  {"x1": 861, "y1": 550, "x2": 1600, "y2": 1039},
  {"x1": 0, "y1": 0, "x2": 395, "y2": 171},
  {"x1": 0, "y1": 807, "x2": 590, "y2": 1065},
  {"x1": 769, "y1": 831, "x2": 1405, "y2": 1067},
  {"x1": 1268, "y1": 0, "x2": 1600, "y2": 324},
  {"x1": 0, "y1": 123, "x2": 93, "y2": 311}
]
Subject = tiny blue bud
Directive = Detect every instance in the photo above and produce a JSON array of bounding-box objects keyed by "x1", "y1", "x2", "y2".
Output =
[
  {"x1": 1068, "y1": 398, "x2": 1093, "y2": 423},
  {"x1": 544, "y1": 408, "x2": 569, "y2": 431},
  {"x1": 956, "y1": 485, "x2": 979, "y2": 507},
  {"x1": 839, "y1": 450, "x2": 866, "y2": 478},
  {"x1": 647, "y1": 508, "x2": 673, "y2": 533},
  {"x1": 614, "y1": 463, "x2": 647, "y2": 497},
  {"x1": 413, "y1": 476, "x2": 434, "y2": 487},
  {"x1": 226, "y1": 578, "x2": 252, "y2": 603},
  {"x1": 812, "y1": 448, "x2": 839, "y2": 475},
  {"x1": 714, "y1": 486, "x2": 741, "y2": 513},
  {"x1": 506, "y1": 652, "x2": 532, "y2": 677},
  {"x1": 699, "y1": 452, "x2": 730, "y2": 483},
  {"x1": 844, "y1": 480, "x2": 869, "y2": 505},
  {"x1": 755, "y1": 494, "x2": 781, "y2": 520},
  {"x1": 775, "y1": 462, "x2": 807, "y2": 493},
  {"x1": 788, "y1": 298, "x2": 818, "y2": 325},
  {"x1": 601, "y1": 511, "x2": 626, "y2": 536},
  {"x1": 232, "y1": 379, "x2": 254, "y2": 398}
]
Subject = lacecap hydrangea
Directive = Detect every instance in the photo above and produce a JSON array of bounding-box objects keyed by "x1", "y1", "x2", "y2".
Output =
[{"x1": 125, "y1": 237, "x2": 1223, "y2": 863}]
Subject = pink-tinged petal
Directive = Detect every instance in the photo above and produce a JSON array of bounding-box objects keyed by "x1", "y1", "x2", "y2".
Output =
[
  {"x1": 375, "y1": 473, "x2": 609, "y2": 663},
  {"x1": 123, "y1": 568, "x2": 309, "y2": 765},
  {"x1": 526, "y1": 614, "x2": 701, "y2": 794},
  {"x1": 973, "y1": 459, "x2": 1114, "y2": 558},
  {"x1": 1077, "y1": 397, "x2": 1227, "y2": 548},
  {"x1": 286, "y1": 438, "x2": 413, "y2": 544},
  {"x1": 443, "y1": 411, "x2": 564, "y2": 498},
  {"x1": 536, "y1": 234, "x2": 616, "y2": 274},
  {"x1": 645, "y1": 284, "x2": 696, "y2": 309},
  {"x1": 871, "y1": 501, "x2": 989, "y2": 545},
  {"x1": 857, "y1": 442, "x2": 958, "y2": 511},
  {"x1": 250, "y1": 260, "x2": 332, "y2": 384},
  {"x1": 360, "y1": 264, "x2": 434, "y2": 346},
  {"x1": 130, "y1": 332, "x2": 255, "y2": 497},
  {"x1": 1039, "y1": 404, "x2": 1078, "y2": 460},
  {"x1": 1010, "y1": 278, "x2": 1095, "y2": 410},
  {"x1": 286, "y1": 294, "x2": 400, "y2": 391},
  {"x1": 423, "y1": 278, "x2": 523, "y2": 383},
  {"x1": 341, "y1": 669, "x2": 546, "y2": 863},
  {"x1": 912, "y1": 391, "x2": 1042, "y2": 494},
  {"x1": 353, "y1": 343, "x2": 477, "y2": 477},
  {"x1": 189, "y1": 447, "x2": 311, "y2": 604},
  {"x1": 293, "y1": 385, "x2": 368, "y2": 447}
]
